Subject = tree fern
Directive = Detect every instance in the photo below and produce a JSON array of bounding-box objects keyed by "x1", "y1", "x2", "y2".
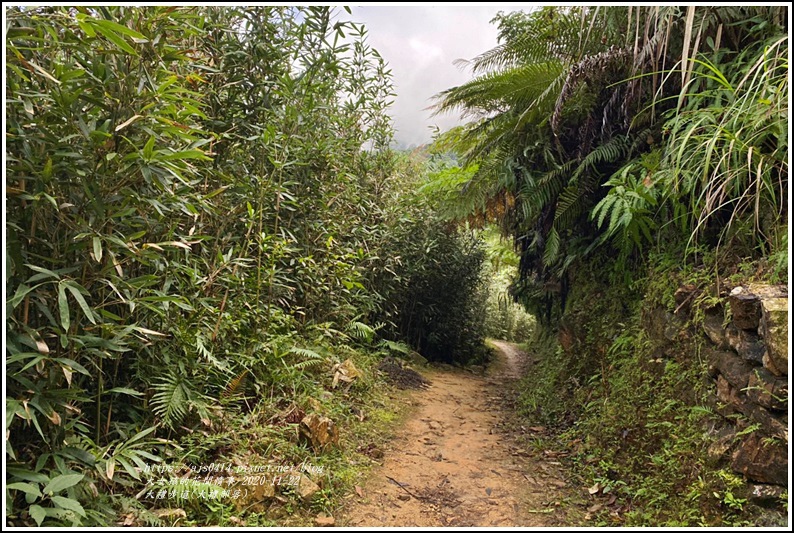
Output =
[
  {"x1": 553, "y1": 184, "x2": 587, "y2": 231},
  {"x1": 570, "y1": 135, "x2": 631, "y2": 182},
  {"x1": 472, "y1": 8, "x2": 615, "y2": 74}
]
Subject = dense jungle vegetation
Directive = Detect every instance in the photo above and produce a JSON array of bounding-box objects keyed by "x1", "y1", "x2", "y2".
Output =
[
  {"x1": 5, "y1": 6, "x2": 504, "y2": 526},
  {"x1": 4, "y1": 5, "x2": 789, "y2": 527},
  {"x1": 430, "y1": 5, "x2": 788, "y2": 526}
]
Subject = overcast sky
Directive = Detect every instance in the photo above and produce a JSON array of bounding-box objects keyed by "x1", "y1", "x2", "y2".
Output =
[{"x1": 347, "y1": 5, "x2": 535, "y2": 148}]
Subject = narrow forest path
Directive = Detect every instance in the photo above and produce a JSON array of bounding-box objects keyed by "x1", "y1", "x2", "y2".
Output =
[{"x1": 340, "y1": 341, "x2": 581, "y2": 527}]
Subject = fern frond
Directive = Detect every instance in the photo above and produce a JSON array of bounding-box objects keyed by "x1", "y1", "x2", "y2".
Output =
[
  {"x1": 221, "y1": 369, "x2": 249, "y2": 400},
  {"x1": 347, "y1": 321, "x2": 376, "y2": 343},
  {"x1": 287, "y1": 346, "x2": 328, "y2": 372},
  {"x1": 543, "y1": 226, "x2": 561, "y2": 266},
  {"x1": 554, "y1": 184, "x2": 584, "y2": 229},
  {"x1": 292, "y1": 359, "x2": 326, "y2": 370},
  {"x1": 571, "y1": 134, "x2": 631, "y2": 182},
  {"x1": 151, "y1": 375, "x2": 192, "y2": 429},
  {"x1": 381, "y1": 339, "x2": 410, "y2": 354},
  {"x1": 289, "y1": 346, "x2": 324, "y2": 359}
]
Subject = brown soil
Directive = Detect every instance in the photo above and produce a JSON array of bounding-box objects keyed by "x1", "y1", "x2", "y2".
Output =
[
  {"x1": 340, "y1": 341, "x2": 581, "y2": 527},
  {"x1": 377, "y1": 356, "x2": 432, "y2": 390}
]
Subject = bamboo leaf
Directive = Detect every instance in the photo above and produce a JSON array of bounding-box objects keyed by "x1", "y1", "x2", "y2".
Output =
[
  {"x1": 43, "y1": 473, "x2": 84, "y2": 495},
  {"x1": 158, "y1": 241, "x2": 192, "y2": 250},
  {"x1": 106, "y1": 387, "x2": 143, "y2": 397},
  {"x1": 64, "y1": 281, "x2": 96, "y2": 325},
  {"x1": 126, "y1": 426, "x2": 157, "y2": 446},
  {"x1": 133, "y1": 326, "x2": 168, "y2": 337},
  {"x1": 143, "y1": 136, "x2": 155, "y2": 159},
  {"x1": 25, "y1": 264, "x2": 61, "y2": 280},
  {"x1": 115, "y1": 114, "x2": 142, "y2": 132},
  {"x1": 159, "y1": 149, "x2": 211, "y2": 161},
  {"x1": 57, "y1": 283, "x2": 70, "y2": 332},
  {"x1": 92, "y1": 23, "x2": 138, "y2": 55},
  {"x1": 115, "y1": 456, "x2": 140, "y2": 480},
  {"x1": 77, "y1": 20, "x2": 96, "y2": 38},
  {"x1": 91, "y1": 19, "x2": 147, "y2": 40},
  {"x1": 26, "y1": 59, "x2": 61, "y2": 85},
  {"x1": 92, "y1": 236, "x2": 103, "y2": 263},
  {"x1": 6, "y1": 467, "x2": 49, "y2": 484},
  {"x1": 8, "y1": 283, "x2": 35, "y2": 310},
  {"x1": 54, "y1": 358, "x2": 91, "y2": 376}
]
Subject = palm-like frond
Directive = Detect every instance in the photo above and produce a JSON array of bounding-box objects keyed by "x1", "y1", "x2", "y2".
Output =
[
  {"x1": 433, "y1": 61, "x2": 564, "y2": 119},
  {"x1": 471, "y1": 8, "x2": 618, "y2": 74},
  {"x1": 347, "y1": 320, "x2": 377, "y2": 343},
  {"x1": 430, "y1": 4, "x2": 786, "y2": 323},
  {"x1": 221, "y1": 369, "x2": 249, "y2": 400},
  {"x1": 287, "y1": 346, "x2": 328, "y2": 371},
  {"x1": 150, "y1": 375, "x2": 206, "y2": 430}
]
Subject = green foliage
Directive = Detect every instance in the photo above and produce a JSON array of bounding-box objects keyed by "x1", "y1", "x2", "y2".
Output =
[
  {"x1": 481, "y1": 228, "x2": 536, "y2": 343},
  {"x1": 5, "y1": 5, "x2": 492, "y2": 526},
  {"x1": 431, "y1": 6, "x2": 787, "y2": 527},
  {"x1": 150, "y1": 376, "x2": 209, "y2": 431},
  {"x1": 517, "y1": 246, "x2": 785, "y2": 525},
  {"x1": 661, "y1": 36, "x2": 788, "y2": 251},
  {"x1": 370, "y1": 158, "x2": 491, "y2": 364},
  {"x1": 431, "y1": 5, "x2": 787, "y2": 321},
  {"x1": 591, "y1": 157, "x2": 660, "y2": 259}
]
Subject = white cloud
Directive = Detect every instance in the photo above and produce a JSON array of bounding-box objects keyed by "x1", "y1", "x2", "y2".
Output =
[{"x1": 347, "y1": 5, "x2": 535, "y2": 148}]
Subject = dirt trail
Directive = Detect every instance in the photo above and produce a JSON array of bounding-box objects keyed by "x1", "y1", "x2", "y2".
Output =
[{"x1": 340, "y1": 341, "x2": 578, "y2": 527}]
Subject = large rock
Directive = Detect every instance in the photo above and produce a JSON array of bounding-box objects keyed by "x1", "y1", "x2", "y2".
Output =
[
  {"x1": 664, "y1": 311, "x2": 685, "y2": 342},
  {"x1": 724, "y1": 325, "x2": 765, "y2": 365},
  {"x1": 300, "y1": 413, "x2": 339, "y2": 451},
  {"x1": 746, "y1": 283, "x2": 787, "y2": 299},
  {"x1": 331, "y1": 358, "x2": 361, "y2": 389},
  {"x1": 710, "y1": 350, "x2": 754, "y2": 390},
  {"x1": 705, "y1": 348, "x2": 721, "y2": 378},
  {"x1": 674, "y1": 284, "x2": 698, "y2": 316},
  {"x1": 746, "y1": 368, "x2": 787, "y2": 411},
  {"x1": 709, "y1": 394, "x2": 739, "y2": 419},
  {"x1": 405, "y1": 351, "x2": 429, "y2": 367},
  {"x1": 762, "y1": 351, "x2": 785, "y2": 377},
  {"x1": 644, "y1": 307, "x2": 684, "y2": 344},
  {"x1": 702, "y1": 312, "x2": 729, "y2": 349},
  {"x1": 233, "y1": 477, "x2": 276, "y2": 513},
  {"x1": 728, "y1": 286, "x2": 762, "y2": 330},
  {"x1": 716, "y1": 375, "x2": 740, "y2": 406},
  {"x1": 706, "y1": 427, "x2": 737, "y2": 466},
  {"x1": 731, "y1": 433, "x2": 788, "y2": 486},
  {"x1": 297, "y1": 473, "x2": 321, "y2": 502},
  {"x1": 748, "y1": 484, "x2": 787, "y2": 507},
  {"x1": 759, "y1": 297, "x2": 788, "y2": 376},
  {"x1": 734, "y1": 401, "x2": 788, "y2": 441}
]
